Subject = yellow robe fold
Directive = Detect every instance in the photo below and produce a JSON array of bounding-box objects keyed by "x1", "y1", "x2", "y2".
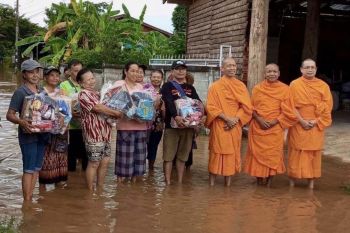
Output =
[
  {"x1": 288, "y1": 76, "x2": 333, "y2": 178},
  {"x1": 206, "y1": 76, "x2": 253, "y2": 176},
  {"x1": 244, "y1": 80, "x2": 297, "y2": 178}
]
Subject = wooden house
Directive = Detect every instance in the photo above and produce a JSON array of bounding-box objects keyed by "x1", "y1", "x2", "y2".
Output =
[{"x1": 164, "y1": 0, "x2": 350, "y2": 97}]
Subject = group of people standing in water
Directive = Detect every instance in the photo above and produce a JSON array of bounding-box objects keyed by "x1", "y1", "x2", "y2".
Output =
[
  {"x1": 206, "y1": 57, "x2": 332, "y2": 189},
  {"x1": 6, "y1": 56, "x2": 332, "y2": 202}
]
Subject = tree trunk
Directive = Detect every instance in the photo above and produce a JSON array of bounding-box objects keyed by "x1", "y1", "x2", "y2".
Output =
[
  {"x1": 247, "y1": 0, "x2": 269, "y2": 93},
  {"x1": 302, "y1": 0, "x2": 321, "y2": 61}
]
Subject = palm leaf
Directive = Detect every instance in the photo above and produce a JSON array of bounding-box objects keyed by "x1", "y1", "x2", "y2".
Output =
[
  {"x1": 51, "y1": 47, "x2": 66, "y2": 66},
  {"x1": 21, "y1": 42, "x2": 42, "y2": 57},
  {"x1": 44, "y1": 21, "x2": 72, "y2": 42},
  {"x1": 139, "y1": 5, "x2": 147, "y2": 23},
  {"x1": 122, "y1": 4, "x2": 131, "y2": 18},
  {"x1": 40, "y1": 45, "x2": 52, "y2": 53},
  {"x1": 16, "y1": 36, "x2": 43, "y2": 47},
  {"x1": 39, "y1": 54, "x2": 55, "y2": 63},
  {"x1": 71, "y1": 0, "x2": 81, "y2": 17}
]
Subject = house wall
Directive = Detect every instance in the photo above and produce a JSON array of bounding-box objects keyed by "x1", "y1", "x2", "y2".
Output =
[{"x1": 186, "y1": 0, "x2": 249, "y2": 75}]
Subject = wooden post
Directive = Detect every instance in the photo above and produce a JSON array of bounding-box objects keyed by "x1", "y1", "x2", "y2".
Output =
[
  {"x1": 247, "y1": 0, "x2": 269, "y2": 93},
  {"x1": 302, "y1": 0, "x2": 321, "y2": 60}
]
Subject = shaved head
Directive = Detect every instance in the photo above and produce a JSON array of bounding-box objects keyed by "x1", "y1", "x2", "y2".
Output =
[
  {"x1": 265, "y1": 63, "x2": 280, "y2": 82},
  {"x1": 300, "y1": 59, "x2": 317, "y2": 79},
  {"x1": 221, "y1": 57, "x2": 237, "y2": 78},
  {"x1": 301, "y1": 58, "x2": 316, "y2": 68},
  {"x1": 222, "y1": 57, "x2": 236, "y2": 66},
  {"x1": 265, "y1": 63, "x2": 279, "y2": 70}
]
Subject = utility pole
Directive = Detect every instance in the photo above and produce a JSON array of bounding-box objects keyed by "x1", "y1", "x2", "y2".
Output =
[
  {"x1": 15, "y1": 0, "x2": 19, "y2": 72},
  {"x1": 247, "y1": 0, "x2": 269, "y2": 93}
]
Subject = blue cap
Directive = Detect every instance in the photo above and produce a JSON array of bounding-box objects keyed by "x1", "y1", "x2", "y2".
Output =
[{"x1": 21, "y1": 59, "x2": 43, "y2": 72}]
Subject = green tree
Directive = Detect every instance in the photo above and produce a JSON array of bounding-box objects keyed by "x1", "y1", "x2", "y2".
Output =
[
  {"x1": 17, "y1": 1, "x2": 183, "y2": 67},
  {"x1": 172, "y1": 5, "x2": 187, "y2": 33},
  {"x1": 17, "y1": 0, "x2": 120, "y2": 66},
  {"x1": 170, "y1": 5, "x2": 187, "y2": 54},
  {"x1": 0, "y1": 4, "x2": 43, "y2": 59}
]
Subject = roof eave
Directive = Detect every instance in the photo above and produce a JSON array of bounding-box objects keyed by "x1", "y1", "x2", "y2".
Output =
[{"x1": 163, "y1": 0, "x2": 192, "y2": 6}]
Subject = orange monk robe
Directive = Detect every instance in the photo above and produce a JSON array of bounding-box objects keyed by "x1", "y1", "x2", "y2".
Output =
[
  {"x1": 205, "y1": 76, "x2": 253, "y2": 176},
  {"x1": 288, "y1": 76, "x2": 333, "y2": 179},
  {"x1": 244, "y1": 80, "x2": 298, "y2": 178}
]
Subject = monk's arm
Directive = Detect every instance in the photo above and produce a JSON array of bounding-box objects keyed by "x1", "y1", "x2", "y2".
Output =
[
  {"x1": 316, "y1": 86, "x2": 333, "y2": 130},
  {"x1": 253, "y1": 111, "x2": 270, "y2": 129},
  {"x1": 277, "y1": 95, "x2": 298, "y2": 129},
  {"x1": 218, "y1": 113, "x2": 239, "y2": 129},
  {"x1": 235, "y1": 87, "x2": 253, "y2": 125},
  {"x1": 294, "y1": 108, "x2": 313, "y2": 129}
]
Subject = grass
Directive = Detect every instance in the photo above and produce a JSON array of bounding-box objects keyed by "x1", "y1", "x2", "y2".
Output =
[
  {"x1": 341, "y1": 184, "x2": 350, "y2": 194},
  {"x1": 0, "y1": 216, "x2": 18, "y2": 233}
]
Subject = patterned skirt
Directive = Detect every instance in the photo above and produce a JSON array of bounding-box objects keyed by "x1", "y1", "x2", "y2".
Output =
[
  {"x1": 39, "y1": 133, "x2": 68, "y2": 184},
  {"x1": 115, "y1": 130, "x2": 147, "y2": 177}
]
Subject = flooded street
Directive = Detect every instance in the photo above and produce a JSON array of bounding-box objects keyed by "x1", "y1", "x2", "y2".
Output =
[{"x1": 1, "y1": 71, "x2": 350, "y2": 233}]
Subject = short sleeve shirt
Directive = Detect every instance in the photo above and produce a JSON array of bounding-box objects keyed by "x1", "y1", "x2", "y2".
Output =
[
  {"x1": 79, "y1": 89, "x2": 111, "y2": 143},
  {"x1": 8, "y1": 85, "x2": 50, "y2": 145},
  {"x1": 59, "y1": 78, "x2": 82, "y2": 129}
]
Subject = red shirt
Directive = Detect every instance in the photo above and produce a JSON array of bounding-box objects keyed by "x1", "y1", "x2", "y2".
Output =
[{"x1": 79, "y1": 89, "x2": 111, "y2": 143}]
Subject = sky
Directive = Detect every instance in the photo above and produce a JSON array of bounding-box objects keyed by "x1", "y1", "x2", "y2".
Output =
[{"x1": 0, "y1": 0, "x2": 176, "y2": 32}]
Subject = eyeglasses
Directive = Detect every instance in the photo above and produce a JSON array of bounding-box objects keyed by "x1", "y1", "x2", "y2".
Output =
[{"x1": 302, "y1": 66, "x2": 316, "y2": 70}]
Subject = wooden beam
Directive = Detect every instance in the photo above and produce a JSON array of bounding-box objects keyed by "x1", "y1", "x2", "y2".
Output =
[
  {"x1": 302, "y1": 0, "x2": 321, "y2": 60},
  {"x1": 164, "y1": 0, "x2": 192, "y2": 6},
  {"x1": 247, "y1": 0, "x2": 269, "y2": 93}
]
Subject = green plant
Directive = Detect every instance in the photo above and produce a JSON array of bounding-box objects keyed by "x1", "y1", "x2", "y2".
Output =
[
  {"x1": 0, "y1": 216, "x2": 18, "y2": 233},
  {"x1": 0, "y1": 4, "x2": 43, "y2": 58},
  {"x1": 172, "y1": 5, "x2": 188, "y2": 33},
  {"x1": 341, "y1": 185, "x2": 350, "y2": 194},
  {"x1": 16, "y1": 1, "x2": 185, "y2": 68}
]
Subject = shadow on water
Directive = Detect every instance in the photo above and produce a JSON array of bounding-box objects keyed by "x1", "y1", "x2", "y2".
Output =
[{"x1": 1, "y1": 65, "x2": 350, "y2": 233}]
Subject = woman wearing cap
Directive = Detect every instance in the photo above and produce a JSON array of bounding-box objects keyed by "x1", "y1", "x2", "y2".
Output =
[
  {"x1": 6, "y1": 59, "x2": 50, "y2": 201},
  {"x1": 39, "y1": 66, "x2": 69, "y2": 189}
]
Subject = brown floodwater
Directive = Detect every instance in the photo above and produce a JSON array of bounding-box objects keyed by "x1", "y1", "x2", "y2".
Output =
[{"x1": 1, "y1": 68, "x2": 350, "y2": 233}]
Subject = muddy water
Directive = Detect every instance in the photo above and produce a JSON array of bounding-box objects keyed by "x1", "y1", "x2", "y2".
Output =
[{"x1": 1, "y1": 70, "x2": 350, "y2": 233}]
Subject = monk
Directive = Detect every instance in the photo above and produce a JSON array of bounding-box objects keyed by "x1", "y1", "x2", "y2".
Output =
[
  {"x1": 206, "y1": 57, "x2": 253, "y2": 186},
  {"x1": 288, "y1": 59, "x2": 333, "y2": 189},
  {"x1": 244, "y1": 64, "x2": 297, "y2": 186}
]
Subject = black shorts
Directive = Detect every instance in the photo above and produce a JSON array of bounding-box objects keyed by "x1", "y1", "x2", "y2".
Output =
[{"x1": 68, "y1": 129, "x2": 87, "y2": 159}]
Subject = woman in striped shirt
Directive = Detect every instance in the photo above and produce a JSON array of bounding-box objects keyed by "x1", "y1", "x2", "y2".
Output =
[{"x1": 77, "y1": 68, "x2": 123, "y2": 191}]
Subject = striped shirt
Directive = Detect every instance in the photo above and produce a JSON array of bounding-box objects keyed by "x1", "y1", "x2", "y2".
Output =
[{"x1": 79, "y1": 89, "x2": 111, "y2": 143}]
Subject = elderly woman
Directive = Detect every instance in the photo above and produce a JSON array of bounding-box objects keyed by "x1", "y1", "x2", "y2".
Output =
[
  {"x1": 76, "y1": 68, "x2": 123, "y2": 190},
  {"x1": 145, "y1": 69, "x2": 164, "y2": 170},
  {"x1": 39, "y1": 66, "x2": 69, "y2": 189},
  {"x1": 114, "y1": 62, "x2": 148, "y2": 182}
]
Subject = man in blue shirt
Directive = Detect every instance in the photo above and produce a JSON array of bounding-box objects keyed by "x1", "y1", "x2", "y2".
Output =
[{"x1": 6, "y1": 59, "x2": 50, "y2": 201}]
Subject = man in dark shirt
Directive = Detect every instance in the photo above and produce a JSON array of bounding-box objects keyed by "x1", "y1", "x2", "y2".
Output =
[
  {"x1": 6, "y1": 59, "x2": 50, "y2": 201},
  {"x1": 161, "y1": 60, "x2": 201, "y2": 185}
]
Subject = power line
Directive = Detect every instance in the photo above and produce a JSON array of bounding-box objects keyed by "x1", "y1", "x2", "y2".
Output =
[{"x1": 25, "y1": 10, "x2": 46, "y2": 19}]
